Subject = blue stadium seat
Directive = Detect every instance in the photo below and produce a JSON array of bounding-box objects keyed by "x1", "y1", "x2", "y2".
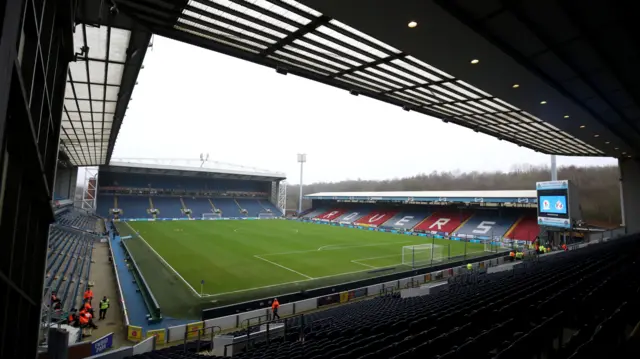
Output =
[{"x1": 45, "y1": 226, "x2": 93, "y2": 314}]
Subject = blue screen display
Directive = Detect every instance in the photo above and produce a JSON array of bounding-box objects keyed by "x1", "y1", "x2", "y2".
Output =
[{"x1": 539, "y1": 195, "x2": 567, "y2": 214}]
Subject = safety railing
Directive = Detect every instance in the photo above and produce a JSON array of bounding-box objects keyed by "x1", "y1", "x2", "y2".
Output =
[
  {"x1": 107, "y1": 233, "x2": 129, "y2": 326},
  {"x1": 223, "y1": 314, "x2": 304, "y2": 357}
]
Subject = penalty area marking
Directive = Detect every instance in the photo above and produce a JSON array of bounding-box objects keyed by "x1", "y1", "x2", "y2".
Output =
[
  {"x1": 350, "y1": 260, "x2": 377, "y2": 269},
  {"x1": 350, "y1": 253, "x2": 403, "y2": 269},
  {"x1": 199, "y1": 265, "x2": 388, "y2": 298},
  {"x1": 253, "y1": 255, "x2": 313, "y2": 280},
  {"x1": 124, "y1": 221, "x2": 201, "y2": 298},
  {"x1": 317, "y1": 240, "x2": 415, "y2": 251}
]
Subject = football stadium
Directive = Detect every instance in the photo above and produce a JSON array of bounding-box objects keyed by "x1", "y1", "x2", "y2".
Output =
[{"x1": 2, "y1": 1, "x2": 640, "y2": 359}]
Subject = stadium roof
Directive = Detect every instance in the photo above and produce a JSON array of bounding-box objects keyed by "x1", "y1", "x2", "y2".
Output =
[
  {"x1": 305, "y1": 190, "x2": 537, "y2": 204},
  {"x1": 74, "y1": 0, "x2": 639, "y2": 164},
  {"x1": 103, "y1": 159, "x2": 286, "y2": 180},
  {"x1": 65, "y1": 4, "x2": 151, "y2": 166}
]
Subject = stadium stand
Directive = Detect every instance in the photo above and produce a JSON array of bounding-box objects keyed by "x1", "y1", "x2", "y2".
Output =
[
  {"x1": 97, "y1": 169, "x2": 283, "y2": 220},
  {"x1": 302, "y1": 208, "x2": 328, "y2": 219},
  {"x1": 302, "y1": 204, "x2": 543, "y2": 243},
  {"x1": 454, "y1": 213, "x2": 519, "y2": 239},
  {"x1": 45, "y1": 226, "x2": 93, "y2": 314},
  {"x1": 355, "y1": 211, "x2": 399, "y2": 227},
  {"x1": 261, "y1": 200, "x2": 283, "y2": 215},
  {"x1": 413, "y1": 211, "x2": 473, "y2": 234},
  {"x1": 213, "y1": 198, "x2": 244, "y2": 217},
  {"x1": 380, "y1": 212, "x2": 430, "y2": 230},
  {"x1": 56, "y1": 209, "x2": 100, "y2": 232},
  {"x1": 116, "y1": 196, "x2": 153, "y2": 219},
  {"x1": 333, "y1": 209, "x2": 369, "y2": 223},
  {"x1": 183, "y1": 197, "x2": 216, "y2": 218},
  {"x1": 153, "y1": 197, "x2": 187, "y2": 218},
  {"x1": 314, "y1": 209, "x2": 348, "y2": 221},
  {"x1": 236, "y1": 199, "x2": 267, "y2": 217},
  {"x1": 169, "y1": 235, "x2": 639, "y2": 359},
  {"x1": 504, "y1": 215, "x2": 540, "y2": 242}
]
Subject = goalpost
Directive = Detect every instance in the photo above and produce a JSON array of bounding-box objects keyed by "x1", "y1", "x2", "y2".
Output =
[
  {"x1": 202, "y1": 213, "x2": 222, "y2": 220},
  {"x1": 402, "y1": 244, "x2": 445, "y2": 268}
]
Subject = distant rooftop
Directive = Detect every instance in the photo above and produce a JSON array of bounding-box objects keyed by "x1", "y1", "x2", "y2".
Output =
[{"x1": 102, "y1": 158, "x2": 286, "y2": 181}]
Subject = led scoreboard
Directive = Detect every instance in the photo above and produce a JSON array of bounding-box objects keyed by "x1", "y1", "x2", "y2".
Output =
[{"x1": 536, "y1": 180, "x2": 581, "y2": 229}]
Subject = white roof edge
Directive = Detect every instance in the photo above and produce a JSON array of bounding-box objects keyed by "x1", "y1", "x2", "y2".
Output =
[
  {"x1": 106, "y1": 161, "x2": 286, "y2": 179},
  {"x1": 305, "y1": 190, "x2": 537, "y2": 198}
]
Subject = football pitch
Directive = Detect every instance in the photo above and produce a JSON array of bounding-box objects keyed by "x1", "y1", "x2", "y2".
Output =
[{"x1": 116, "y1": 220, "x2": 487, "y2": 318}]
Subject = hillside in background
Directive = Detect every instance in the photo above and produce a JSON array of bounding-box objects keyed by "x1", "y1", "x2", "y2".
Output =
[{"x1": 286, "y1": 165, "x2": 620, "y2": 225}]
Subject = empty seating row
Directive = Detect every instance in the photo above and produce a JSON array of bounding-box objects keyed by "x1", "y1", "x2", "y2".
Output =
[
  {"x1": 56, "y1": 209, "x2": 100, "y2": 232},
  {"x1": 100, "y1": 195, "x2": 282, "y2": 219},
  {"x1": 305, "y1": 207, "x2": 539, "y2": 241},
  {"x1": 211, "y1": 236, "x2": 640, "y2": 359},
  {"x1": 46, "y1": 227, "x2": 93, "y2": 313}
]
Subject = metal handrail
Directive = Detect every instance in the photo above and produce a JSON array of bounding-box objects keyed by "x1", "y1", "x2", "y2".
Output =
[{"x1": 239, "y1": 313, "x2": 270, "y2": 329}]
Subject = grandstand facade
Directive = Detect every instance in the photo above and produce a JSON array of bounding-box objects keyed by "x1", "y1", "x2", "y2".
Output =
[
  {"x1": 302, "y1": 191, "x2": 541, "y2": 243},
  {"x1": 96, "y1": 161, "x2": 287, "y2": 220}
]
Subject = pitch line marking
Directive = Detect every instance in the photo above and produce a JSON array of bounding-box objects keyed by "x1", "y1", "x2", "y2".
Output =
[
  {"x1": 199, "y1": 266, "x2": 383, "y2": 298},
  {"x1": 253, "y1": 255, "x2": 314, "y2": 280},
  {"x1": 317, "y1": 240, "x2": 415, "y2": 251},
  {"x1": 350, "y1": 260, "x2": 377, "y2": 269},
  {"x1": 124, "y1": 221, "x2": 201, "y2": 298}
]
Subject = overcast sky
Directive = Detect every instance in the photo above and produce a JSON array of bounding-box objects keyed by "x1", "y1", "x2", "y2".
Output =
[{"x1": 110, "y1": 36, "x2": 616, "y2": 184}]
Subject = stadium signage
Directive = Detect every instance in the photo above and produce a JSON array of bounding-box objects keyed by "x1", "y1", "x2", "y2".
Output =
[
  {"x1": 91, "y1": 332, "x2": 113, "y2": 355},
  {"x1": 517, "y1": 198, "x2": 529, "y2": 203},
  {"x1": 536, "y1": 180, "x2": 580, "y2": 229},
  {"x1": 474, "y1": 198, "x2": 484, "y2": 203}
]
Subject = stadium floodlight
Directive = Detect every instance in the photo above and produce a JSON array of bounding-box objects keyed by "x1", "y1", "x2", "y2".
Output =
[
  {"x1": 297, "y1": 154, "x2": 307, "y2": 215},
  {"x1": 200, "y1": 152, "x2": 209, "y2": 167}
]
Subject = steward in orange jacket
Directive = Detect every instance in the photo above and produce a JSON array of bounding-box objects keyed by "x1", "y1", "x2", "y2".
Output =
[{"x1": 271, "y1": 298, "x2": 280, "y2": 320}]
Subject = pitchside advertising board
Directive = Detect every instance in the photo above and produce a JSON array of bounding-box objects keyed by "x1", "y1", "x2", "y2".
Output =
[{"x1": 536, "y1": 180, "x2": 581, "y2": 229}]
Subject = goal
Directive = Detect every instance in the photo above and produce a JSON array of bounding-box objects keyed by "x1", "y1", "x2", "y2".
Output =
[
  {"x1": 402, "y1": 244, "x2": 444, "y2": 268},
  {"x1": 483, "y1": 240, "x2": 497, "y2": 253},
  {"x1": 258, "y1": 213, "x2": 275, "y2": 219},
  {"x1": 202, "y1": 213, "x2": 222, "y2": 220}
]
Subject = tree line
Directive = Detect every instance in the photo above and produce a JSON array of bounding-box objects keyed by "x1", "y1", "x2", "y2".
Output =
[{"x1": 285, "y1": 165, "x2": 620, "y2": 225}]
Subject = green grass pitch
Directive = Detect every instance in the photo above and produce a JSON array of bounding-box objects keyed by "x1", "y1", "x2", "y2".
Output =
[{"x1": 116, "y1": 220, "x2": 487, "y2": 318}]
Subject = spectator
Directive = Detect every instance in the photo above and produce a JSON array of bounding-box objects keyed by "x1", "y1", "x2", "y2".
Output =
[{"x1": 50, "y1": 291, "x2": 62, "y2": 312}]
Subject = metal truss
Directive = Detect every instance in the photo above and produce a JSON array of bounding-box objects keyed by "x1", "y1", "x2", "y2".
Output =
[{"x1": 80, "y1": 167, "x2": 99, "y2": 212}]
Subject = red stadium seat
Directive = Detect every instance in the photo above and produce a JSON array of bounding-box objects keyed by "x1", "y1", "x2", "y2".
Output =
[
  {"x1": 314, "y1": 209, "x2": 347, "y2": 221},
  {"x1": 413, "y1": 211, "x2": 473, "y2": 234},
  {"x1": 354, "y1": 211, "x2": 398, "y2": 227},
  {"x1": 505, "y1": 216, "x2": 539, "y2": 241}
]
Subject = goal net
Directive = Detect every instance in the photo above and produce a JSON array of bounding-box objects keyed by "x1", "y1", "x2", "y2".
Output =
[
  {"x1": 202, "y1": 213, "x2": 222, "y2": 220},
  {"x1": 258, "y1": 213, "x2": 275, "y2": 219},
  {"x1": 483, "y1": 240, "x2": 497, "y2": 253},
  {"x1": 402, "y1": 244, "x2": 445, "y2": 268}
]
